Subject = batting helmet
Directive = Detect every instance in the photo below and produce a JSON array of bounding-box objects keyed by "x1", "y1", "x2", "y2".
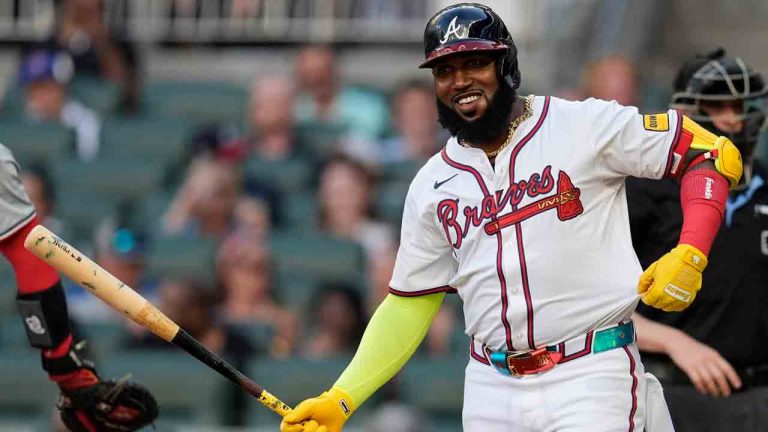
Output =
[
  {"x1": 670, "y1": 48, "x2": 767, "y2": 156},
  {"x1": 419, "y1": 3, "x2": 521, "y2": 90}
]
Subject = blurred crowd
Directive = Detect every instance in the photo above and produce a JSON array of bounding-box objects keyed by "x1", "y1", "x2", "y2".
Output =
[{"x1": 0, "y1": 0, "x2": 766, "y2": 430}]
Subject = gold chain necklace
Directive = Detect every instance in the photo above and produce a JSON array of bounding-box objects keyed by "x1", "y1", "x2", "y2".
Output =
[{"x1": 459, "y1": 95, "x2": 535, "y2": 159}]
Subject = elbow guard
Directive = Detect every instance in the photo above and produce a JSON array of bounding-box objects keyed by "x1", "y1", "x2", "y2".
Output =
[{"x1": 668, "y1": 116, "x2": 743, "y2": 189}]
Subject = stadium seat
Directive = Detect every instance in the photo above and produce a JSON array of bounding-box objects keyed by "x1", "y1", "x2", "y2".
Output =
[
  {"x1": 0, "y1": 315, "x2": 26, "y2": 351},
  {"x1": 146, "y1": 235, "x2": 219, "y2": 288},
  {"x1": 0, "y1": 120, "x2": 75, "y2": 167},
  {"x1": 134, "y1": 190, "x2": 175, "y2": 235},
  {"x1": 0, "y1": 261, "x2": 16, "y2": 318},
  {"x1": 279, "y1": 191, "x2": 318, "y2": 231},
  {"x1": 269, "y1": 231, "x2": 366, "y2": 286},
  {"x1": 77, "y1": 320, "x2": 131, "y2": 362},
  {"x1": 244, "y1": 156, "x2": 314, "y2": 196},
  {"x1": 226, "y1": 322, "x2": 274, "y2": 353},
  {"x1": 53, "y1": 190, "x2": 120, "y2": 243},
  {"x1": 400, "y1": 356, "x2": 466, "y2": 421},
  {"x1": 380, "y1": 160, "x2": 421, "y2": 184},
  {"x1": 70, "y1": 77, "x2": 121, "y2": 115},
  {"x1": 99, "y1": 116, "x2": 194, "y2": 165},
  {"x1": 295, "y1": 121, "x2": 347, "y2": 158},
  {"x1": 0, "y1": 351, "x2": 58, "y2": 426},
  {"x1": 142, "y1": 81, "x2": 248, "y2": 127},
  {"x1": 99, "y1": 351, "x2": 228, "y2": 428},
  {"x1": 271, "y1": 274, "x2": 319, "y2": 313},
  {"x1": 375, "y1": 180, "x2": 409, "y2": 226},
  {"x1": 51, "y1": 158, "x2": 165, "y2": 202}
]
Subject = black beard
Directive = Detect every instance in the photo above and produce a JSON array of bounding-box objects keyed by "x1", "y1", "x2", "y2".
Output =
[{"x1": 436, "y1": 83, "x2": 516, "y2": 144}]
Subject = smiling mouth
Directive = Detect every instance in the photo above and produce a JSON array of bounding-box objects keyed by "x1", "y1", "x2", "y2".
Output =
[{"x1": 453, "y1": 91, "x2": 483, "y2": 106}]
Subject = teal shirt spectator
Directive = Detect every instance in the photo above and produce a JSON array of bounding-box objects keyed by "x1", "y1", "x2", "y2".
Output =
[{"x1": 294, "y1": 86, "x2": 390, "y2": 143}]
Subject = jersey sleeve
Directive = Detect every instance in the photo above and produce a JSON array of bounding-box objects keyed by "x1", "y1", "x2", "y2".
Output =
[
  {"x1": 588, "y1": 99, "x2": 682, "y2": 180},
  {"x1": 0, "y1": 144, "x2": 36, "y2": 241},
  {"x1": 389, "y1": 179, "x2": 458, "y2": 296}
]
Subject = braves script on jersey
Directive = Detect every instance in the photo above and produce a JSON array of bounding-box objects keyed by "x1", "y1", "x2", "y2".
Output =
[{"x1": 390, "y1": 96, "x2": 683, "y2": 352}]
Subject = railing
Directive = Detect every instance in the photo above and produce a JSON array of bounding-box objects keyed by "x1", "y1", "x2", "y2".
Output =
[{"x1": 0, "y1": 0, "x2": 440, "y2": 43}]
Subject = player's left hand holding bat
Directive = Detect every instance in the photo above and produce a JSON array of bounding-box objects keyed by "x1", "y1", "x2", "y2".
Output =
[
  {"x1": 280, "y1": 387, "x2": 354, "y2": 432},
  {"x1": 637, "y1": 243, "x2": 708, "y2": 312}
]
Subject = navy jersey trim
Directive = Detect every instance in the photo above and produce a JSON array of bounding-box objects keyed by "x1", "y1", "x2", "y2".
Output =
[
  {"x1": 441, "y1": 148, "x2": 515, "y2": 351},
  {"x1": 623, "y1": 345, "x2": 639, "y2": 432},
  {"x1": 388, "y1": 285, "x2": 457, "y2": 297},
  {"x1": 506, "y1": 96, "x2": 551, "y2": 349}
]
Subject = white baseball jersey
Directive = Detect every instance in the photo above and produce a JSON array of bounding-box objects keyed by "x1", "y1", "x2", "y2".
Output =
[{"x1": 390, "y1": 96, "x2": 683, "y2": 352}]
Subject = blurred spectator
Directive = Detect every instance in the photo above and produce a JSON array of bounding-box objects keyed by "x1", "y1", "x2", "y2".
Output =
[
  {"x1": 21, "y1": 164, "x2": 68, "y2": 237},
  {"x1": 318, "y1": 155, "x2": 395, "y2": 257},
  {"x1": 18, "y1": 49, "x2": 102, "y2": 161},
  {"x1": 125, "y1": 275, "x2": 258, "y2": 426},
  {"x1": 317, "y1": 155, "x2": 397, "y2": 303},
  {"x1": 581, "y1": 54, "x2": 639, "y2": 107},
  {"x1": 379, "y1": 80, "x2": 444, "y2": 164},
  {"x1": 126, "y1": 277, "x2": 257, "y2": 362},
  {"x1": 216, "y1": 234, "x2": 297, "y2": 356},
  {"x1": 163, "y1": 157, "x2": 241, "y2": 239},
  {"x1": 232, "y1": 195, "x2": 272, "y2": 240},
  {"x1": 293, "y1": 44, "x2": 389, "y2": 159},
  {"x1": 303, "y1": 284, "x2": 366, "y2": 358},
  {"x1": 54, "y1": 0, "x2": 140, "y2": 112},
  {"x1": 67, "y1": 219, "x2": 156, "y2": 323},
  {"x1": 215, "y1": 75, "x2": 306, "y2": 163}
]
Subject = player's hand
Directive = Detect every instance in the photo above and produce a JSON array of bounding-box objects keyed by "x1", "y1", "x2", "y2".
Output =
[
  {"x1": 280, "y1": 387, "x2": 354, "y2": 432},
  {"x1": 637, "y1": 244, "x2": 707, "y2": 311},
  {"x1": 665, "y1": 329, "x2": 742, "y2": 396}
]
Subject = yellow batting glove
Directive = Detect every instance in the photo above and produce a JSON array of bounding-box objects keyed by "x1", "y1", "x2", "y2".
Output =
[
  {"x1": 280, "y1": 387, "x2": 355, "y2": 432},
  {"x1": 637, "y1": 244, "x2": 708, "y2": 312}
]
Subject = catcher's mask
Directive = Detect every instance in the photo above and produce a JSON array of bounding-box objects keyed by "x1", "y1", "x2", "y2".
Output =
[
  {"x1": 419, "y1": 3, "x2": 521, "y2": 91},
  {"x1": 670, "y1": 48, "x2": 768, "y2": 160}
]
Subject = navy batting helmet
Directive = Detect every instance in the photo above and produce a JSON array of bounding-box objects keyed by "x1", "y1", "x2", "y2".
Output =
[
  {"x1": 419, "y1": 3, "x2": 521, "y2": 90},
  {"x1": 670, "y1": 48, "x2": 767, "y2": 156}
]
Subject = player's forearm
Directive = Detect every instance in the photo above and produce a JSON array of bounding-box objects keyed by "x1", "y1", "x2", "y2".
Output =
[
  {"x1": 333, "y1": 292, "x2": 445, "y2": 407},
  {"x1": 633, "y1": 312, "x2": 683, "y2": 354}
]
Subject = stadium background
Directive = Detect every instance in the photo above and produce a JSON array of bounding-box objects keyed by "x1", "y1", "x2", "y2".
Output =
[{"x1": 0, "y1": 0, "x2": 766, "y2": 431}]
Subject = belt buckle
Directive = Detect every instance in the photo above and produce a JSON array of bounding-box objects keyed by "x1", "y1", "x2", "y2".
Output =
[{"x1": 506, "y1": 348, "x2": 549, "y2": 377}]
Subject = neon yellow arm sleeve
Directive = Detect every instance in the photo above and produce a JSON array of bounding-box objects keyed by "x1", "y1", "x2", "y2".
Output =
[{"x1": 333, "y1": 292, "x2": 445, "y2": 407}]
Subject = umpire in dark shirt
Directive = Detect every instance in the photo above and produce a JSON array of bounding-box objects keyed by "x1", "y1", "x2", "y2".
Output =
[{"x1": 629, "y1": 48, "x2": 768, "y2": 432}]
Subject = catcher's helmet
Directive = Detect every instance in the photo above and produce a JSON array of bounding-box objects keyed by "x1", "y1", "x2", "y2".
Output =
[
  {"x1": 670, "y1": 48, "x2": 767, "y2": 156},
  {"x1": 419, "y1": 3, "x2": 521, "y2": 90}
]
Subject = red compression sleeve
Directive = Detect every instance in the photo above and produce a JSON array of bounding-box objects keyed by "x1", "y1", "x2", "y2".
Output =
[
  {"x1": 0, "y1": 217, "x2": 59, "y2": 294},
  {"x1": 678, "y1": 169, "x2": 728, "y2": 255}
]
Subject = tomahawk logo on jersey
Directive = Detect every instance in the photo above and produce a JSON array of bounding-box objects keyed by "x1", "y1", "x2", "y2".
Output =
[{"x1": 390, "y1": 96, "x2": 683, "y2": 352}]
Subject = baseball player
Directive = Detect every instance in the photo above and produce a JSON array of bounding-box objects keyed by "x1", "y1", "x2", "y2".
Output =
[
  {"x1": 630, "y1": 49, "x2": 768, "y2": 430},
  {"x1": 281, "y1": 3, "x2": 743, "y2": 431},
  {"x1": 0, "y1": 143, "x2": 157, "y2": 431}
]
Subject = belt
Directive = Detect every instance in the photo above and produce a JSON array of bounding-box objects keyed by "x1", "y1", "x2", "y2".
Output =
[{"x1": 483, "y1": 321, "x2": 636, "y2": 377}]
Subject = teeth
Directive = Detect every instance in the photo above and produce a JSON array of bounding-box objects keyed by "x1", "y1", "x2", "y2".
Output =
[{"x1": 458, "y1": 94, "x2": 480, "y2": 105}]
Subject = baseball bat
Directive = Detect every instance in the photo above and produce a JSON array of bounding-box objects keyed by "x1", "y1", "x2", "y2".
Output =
[{"x1": 23, "y1": 225, "x2": 292, "y2": 417}]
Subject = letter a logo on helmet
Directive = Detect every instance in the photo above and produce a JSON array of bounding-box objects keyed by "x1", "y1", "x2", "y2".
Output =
[
  {"x1": 439, "y1": 16, "x2": 468, "y2": 44},
  {"x1": 420, "y1": 3, "x2": 521, "y2": 90}
]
